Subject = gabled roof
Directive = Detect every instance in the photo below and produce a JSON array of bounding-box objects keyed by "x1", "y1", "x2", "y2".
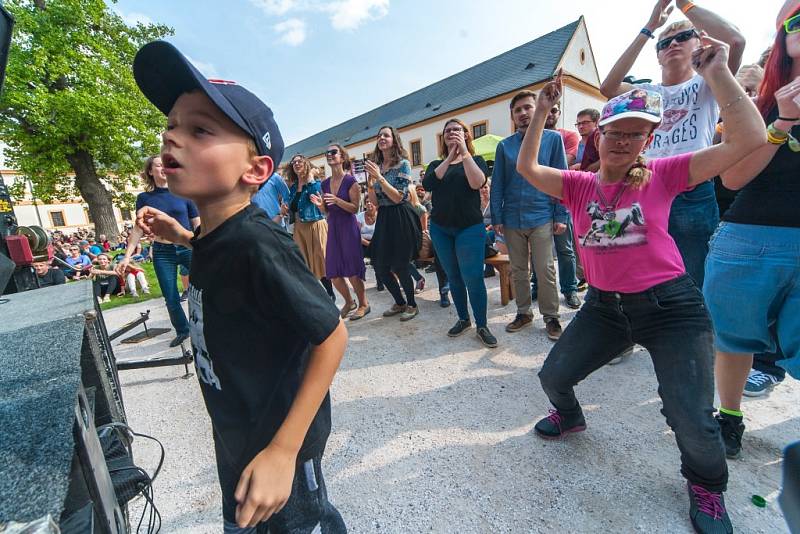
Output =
[{"x1": 286, "y1": 18, "x2": 582, "y2": 158}]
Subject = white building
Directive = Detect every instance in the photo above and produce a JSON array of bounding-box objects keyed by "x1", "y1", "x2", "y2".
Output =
[{"x1": 286, "y1": 17, "x2": 606, "y2": 175}]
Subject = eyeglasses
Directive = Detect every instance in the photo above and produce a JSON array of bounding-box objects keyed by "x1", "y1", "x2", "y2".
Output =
[
  {"x1": 575, "y1": 120, "x2": 595, "y2": 127},
  {"x1": 656, "y1": 29, "x2": 699, "y2": 52},
  {"x1": 785, "y1": 13, "x2": 800, "y2": 34},
  {"x1": 549, "y1": 108, "x2": 560, "y2": 115},
  {"x1": 325, "y1": 149, "x2": 339, "y2": 156},
  {"x1": 443, "y1": 127, "x2": 465, "y2": 134},
  {"x1": 291, "y1": 158, "x2": 303, "y2": 165},
  {"x1": 601, "y1": 130, "x2": 650, "y2": 141}
]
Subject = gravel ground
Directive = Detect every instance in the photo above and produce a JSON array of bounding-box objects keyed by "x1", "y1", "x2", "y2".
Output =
[{"x1": 106, "y1": 269, "x2": 797, "y2": 533}]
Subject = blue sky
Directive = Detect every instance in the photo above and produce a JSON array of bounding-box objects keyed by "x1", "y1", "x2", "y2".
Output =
[{"x1": 114, "y1": 0, "x2": 783, "y2": 146}]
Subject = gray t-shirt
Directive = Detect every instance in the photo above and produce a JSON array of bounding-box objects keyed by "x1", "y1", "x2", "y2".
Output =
[{"x1": 638, "y1": 74, "x2": 719, "y2": 159}]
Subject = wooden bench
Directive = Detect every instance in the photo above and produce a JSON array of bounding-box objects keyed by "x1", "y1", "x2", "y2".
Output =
[{"x1": 416, "y1": 253, "x2": 514, "y2": 306}]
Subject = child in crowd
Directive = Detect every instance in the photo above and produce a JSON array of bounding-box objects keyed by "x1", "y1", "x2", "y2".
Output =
[{"x1": 132, "y1": 41, "x2": 348, "y2": 533}]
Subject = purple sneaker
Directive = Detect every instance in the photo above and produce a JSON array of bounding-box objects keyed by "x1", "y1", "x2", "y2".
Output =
[
  {"x1": 687, "y1": 482, "x2": 733, "y2": 533},
  {"x1": 534, "y1": 409, "x2": 586, "y2": 440}
]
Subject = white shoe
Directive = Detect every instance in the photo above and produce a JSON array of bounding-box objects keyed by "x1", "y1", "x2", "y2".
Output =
[
  {"x1": 130, "y1": 292, "x2": 139, "y2": 298},
  {"x1": 102, "y1": 295, "x2": 111, "y2": 303}
]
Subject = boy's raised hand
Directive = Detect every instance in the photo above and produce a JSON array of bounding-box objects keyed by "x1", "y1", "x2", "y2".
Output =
[
  {"x1": 136, "y1": 206, "x2": 192, "y2": 246},
  {"x1": 234, "y1": 444, "x2": 297, "y2": 528}
]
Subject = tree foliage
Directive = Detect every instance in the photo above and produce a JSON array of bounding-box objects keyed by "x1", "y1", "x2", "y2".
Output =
[{"x1": 0, "y1": 0, "x2": 172, "y2": 230}]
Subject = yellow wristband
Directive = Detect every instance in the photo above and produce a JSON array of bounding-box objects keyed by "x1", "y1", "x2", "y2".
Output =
[{"x1": 681, "y1": 2, "x2": 696, "y2": 14}]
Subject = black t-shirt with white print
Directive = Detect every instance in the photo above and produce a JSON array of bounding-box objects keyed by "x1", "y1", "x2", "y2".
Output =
[{"x1": 187, "y1": 204, "x2": 340, "y2": 486}]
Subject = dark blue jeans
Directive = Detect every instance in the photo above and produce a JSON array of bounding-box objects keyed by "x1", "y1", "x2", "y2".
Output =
[
  {"x1": 531, "y1": 218, "x2": 578, "y2": 295},
  {"x1": 152, "y1": 242, "x2": 192, "y2": 336},
  {"x1": 538, "y1": 275, "x2": 728, "y2": 491},
  {"x1": 668, "y1": 181, "x2": 719, "y2": 288},
  {"x1": 430, "y1": 222, "x2": 488, "y2": 327}
]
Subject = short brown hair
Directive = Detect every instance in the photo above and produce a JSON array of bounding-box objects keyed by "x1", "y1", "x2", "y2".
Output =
[
  {"x1": 510, "y1": 90, "x2": 536, "y2": 110},
  {"x1": 439, "y1": 119, "x2": 476, "y2": 158},
  {"x1": 577, "y1": 108, "x2": 600, "y2": 122}
]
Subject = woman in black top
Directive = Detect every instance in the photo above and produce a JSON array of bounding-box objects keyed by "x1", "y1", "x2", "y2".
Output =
[
  {"x1": 423, "y1": 118, "x2": 497, "y2": 348},
  {"x1": 704, "y1": 4, "x2": 800, "y2": 459}
]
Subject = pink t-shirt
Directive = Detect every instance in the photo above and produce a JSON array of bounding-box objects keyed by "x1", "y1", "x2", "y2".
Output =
[{"x1": 560, "y1": 153, "x2": 692, "y2": 293}]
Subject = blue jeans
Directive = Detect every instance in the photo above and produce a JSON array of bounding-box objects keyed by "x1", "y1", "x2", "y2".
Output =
[
  {"x1": 430, "y1": 222, "x2": 488, "y2": 327},
  {"x1": 668, "y1": 181, "x2": 719, "y2": 288},
  {"x1": 152, "y1": 242, "x2": 192, "y2": 336},
  {"x1": 538, "y1": 275, "x2": 727, "y2": 491},
  {"x1": 531, "y1": 218, "x2": 578, "y2": 295}
]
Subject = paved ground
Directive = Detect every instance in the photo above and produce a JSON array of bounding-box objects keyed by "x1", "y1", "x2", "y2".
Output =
[{"x1": 105, "y1": 269, "x2": 797, "y2": 533}]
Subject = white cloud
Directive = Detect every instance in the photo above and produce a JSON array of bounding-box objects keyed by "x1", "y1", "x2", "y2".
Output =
[
  {"x1": 274, "y1": 18, "x2": 308, "y2": 46},
  {"x1": 326, "y1": 0, "x2": 389, "y2": 31},
  {"x1": 250, "y1": 0, "x2": 299, "y2": 15},
  {"x1": 185, "y1": 56, "x2": 219, "y2": 79},
  {"x1": 115, "y1": 9, "x2": 154, "y2": 27}
]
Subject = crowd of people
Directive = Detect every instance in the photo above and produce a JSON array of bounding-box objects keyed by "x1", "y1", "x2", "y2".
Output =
[{"x1": 32, "y1": 1, "x2": 799, "y2": 531}]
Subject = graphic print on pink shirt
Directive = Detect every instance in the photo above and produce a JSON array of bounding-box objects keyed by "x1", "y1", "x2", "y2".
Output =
[
  {"x1": 560, "y1": 153, "x2": 693, "y2": 293},
  {"x1": 581, "y1": 200, "x2": 647, "y2": 248}
]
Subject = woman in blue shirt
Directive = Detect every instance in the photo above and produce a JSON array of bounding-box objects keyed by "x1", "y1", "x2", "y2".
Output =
[
  {"x1": 366, "y1": 126, "x2": 422, "y2": 321},
  {"x1": 117, "y1": 156, "x2": 200, "y2": 347},
  {"x1": 285, "y1": 155, "x2": 334, "y2": 299}
]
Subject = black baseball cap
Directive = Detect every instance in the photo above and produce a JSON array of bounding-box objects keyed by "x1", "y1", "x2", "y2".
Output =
[{"x1": 133, "y1": 40, "x2": 284, "y2": 167}]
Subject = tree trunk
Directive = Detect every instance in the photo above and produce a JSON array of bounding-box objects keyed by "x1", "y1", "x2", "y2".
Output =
[{"x1": 67, "y1": 149, "x2": 119, "y2": 238}]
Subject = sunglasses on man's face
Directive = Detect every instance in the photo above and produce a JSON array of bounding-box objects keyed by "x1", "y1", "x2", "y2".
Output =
[
  {"x1": 656, "y1": 29, "x2": 699, "y2": 52},
  {"x1": 785, "y1": 13, "x2": 800, "y2": 34}
]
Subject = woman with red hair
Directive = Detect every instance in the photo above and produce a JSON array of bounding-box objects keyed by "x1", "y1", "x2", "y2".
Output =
[{"x1": 704, "y1": 0, "x2": 800, "y2": 461}]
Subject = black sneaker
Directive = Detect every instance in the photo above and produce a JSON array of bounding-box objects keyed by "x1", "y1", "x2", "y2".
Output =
[
  {"x1": 534, "y1": 409, "x2": 586, "y2": 439},
  {"x1": 448, "y1": 320, "x2": 472, "y2": 337},
  {"x1": 180, "y1": 290, "x2": 189, "y2": 302},
  {"x1": 531, "y1": 289, "x2": 538, "y2": 302},
  {"x1": 476, "y1": 327, "x2": 498, "y2": 348},
  {"x1": 169, "y1": 333, "x2": 189, "y2": 348},
  {"x1": 715, "y1": 413, "x2": 744, "y2": 459},
  {"x1": 484, "y1": 265, "x2": 496, "y2": 278},
  {"x1": 439, "y1": 292, "x2": 451, "y2": 308},
  {"x1": 564, "y1": 292, "x2": 581, "y2": 309},
  {"x1": 376, "y1": 281, "x2": 385, "y2": 291},
  {"x1": 687, "y1": 482, "x2": 733, "y2": 534}
]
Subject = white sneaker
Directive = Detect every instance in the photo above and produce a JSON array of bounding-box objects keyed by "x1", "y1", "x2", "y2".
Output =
[
  {"x1": 130, "y1": 292, "x2": 139, "y2": 298},
  {"x1": 102, "y1": 295, "x2": 111, "y2": 303}
]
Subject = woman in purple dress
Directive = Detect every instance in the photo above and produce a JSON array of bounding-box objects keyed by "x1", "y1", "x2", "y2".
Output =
[{"x1": 311, "y1": 144, "x2": 370, "y2": 320}]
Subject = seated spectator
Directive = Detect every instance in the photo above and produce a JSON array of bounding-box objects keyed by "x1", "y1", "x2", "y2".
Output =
[
  {"x1": 90, "y1": 253, "x2": 121, "y2": 303},
  {"x1": 98, "y1": 234, "x2": 111, "y2": 251},
  {"x1": 87, "y1": 238, "x2": 103, "y2": 258},
  {"x1": 64, "y1": 245, "x2": 92, "y2": 280},
  {"x1": 356, "y1": 200, "x2": 382, "y2": 291},
  {"x1": 116, "y1": 256, "x2": 150, "y2": 298},
  {"x1": 33, "y1": 260, "x2": 66, "y2": 288}
]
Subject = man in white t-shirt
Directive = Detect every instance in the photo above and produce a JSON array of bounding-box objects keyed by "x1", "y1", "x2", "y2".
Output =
[{"x1": 600, "y1": 0, "x2": 745, "y2": 288}]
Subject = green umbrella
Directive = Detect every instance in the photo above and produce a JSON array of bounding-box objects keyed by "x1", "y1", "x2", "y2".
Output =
[{"x1": 472, "y1": 134, "x2": 504, "y2": 162}]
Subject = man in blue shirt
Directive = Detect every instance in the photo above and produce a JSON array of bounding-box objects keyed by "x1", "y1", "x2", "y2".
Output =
[
  {"x1": 252, "y1": 172, "x2": 291, "y2": 228},
  {"x1": 491, "y1": 90, "x2": 568, "y2": 341}
]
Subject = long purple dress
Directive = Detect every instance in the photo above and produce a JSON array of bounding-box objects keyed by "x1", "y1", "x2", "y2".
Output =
[{"x1": 322, "y1": 174, "x2": 366, "y2": 279}]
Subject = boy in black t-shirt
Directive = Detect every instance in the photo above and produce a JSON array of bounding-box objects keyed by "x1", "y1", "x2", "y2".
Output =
[{"x1": 132, "y1": 41, "x2": 348, "y2": 533}]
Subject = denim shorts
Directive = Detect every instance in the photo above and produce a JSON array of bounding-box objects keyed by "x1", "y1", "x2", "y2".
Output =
[{"x1": 703, "y1": 222, "x2": 800, "y2": 377}]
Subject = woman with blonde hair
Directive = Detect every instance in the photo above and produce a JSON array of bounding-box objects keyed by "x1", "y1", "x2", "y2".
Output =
[
  {"x1": 286, "y1": 154, "x2": 334, "y2": 299},
  {"x1": 117, "y1": 156, "x2": 200, "y2": 347},
  {"x1": 516, "y1": 34, "x2": 765, "y2": 530}
]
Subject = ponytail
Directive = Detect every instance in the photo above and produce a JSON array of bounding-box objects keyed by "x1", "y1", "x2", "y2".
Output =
[{"x1": 625, "y1": 155, "x2": 651, "y2": 189}]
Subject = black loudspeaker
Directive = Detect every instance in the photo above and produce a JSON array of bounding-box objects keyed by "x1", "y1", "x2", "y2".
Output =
[
  {"x1": 0, "y1": 4, "x2": 15, "y2": 92},
  {"x1": 0, "y1": 251, "x2": 12, "y2": 297}
]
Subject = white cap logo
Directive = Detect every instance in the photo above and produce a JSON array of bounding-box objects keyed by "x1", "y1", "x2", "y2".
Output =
[{"x1": 262, "y1": 132, "x2": 271, "y2": 150}]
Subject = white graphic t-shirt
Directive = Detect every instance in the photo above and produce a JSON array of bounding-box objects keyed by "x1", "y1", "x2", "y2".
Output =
[{"x1": 639, "y1": 75, "x2": 719, "y2": 159}]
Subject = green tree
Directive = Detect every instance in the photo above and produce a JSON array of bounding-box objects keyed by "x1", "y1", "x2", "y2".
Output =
[{"x1": 0, "y1": 0, "x2": 172, "y2": 237}]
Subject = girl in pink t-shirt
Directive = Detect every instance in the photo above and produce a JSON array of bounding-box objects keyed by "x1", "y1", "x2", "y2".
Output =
[{"x1": 515, "y1": 36, "x2": 765, "y2": 533}]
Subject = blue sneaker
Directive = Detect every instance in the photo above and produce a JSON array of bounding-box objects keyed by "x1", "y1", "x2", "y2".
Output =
[
  {"x1": 743, "y1": 370, "x2": 781, "y2": 397},
  {"x1": 687, "y1": 482, "x2": 733, "y2": 534}
]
